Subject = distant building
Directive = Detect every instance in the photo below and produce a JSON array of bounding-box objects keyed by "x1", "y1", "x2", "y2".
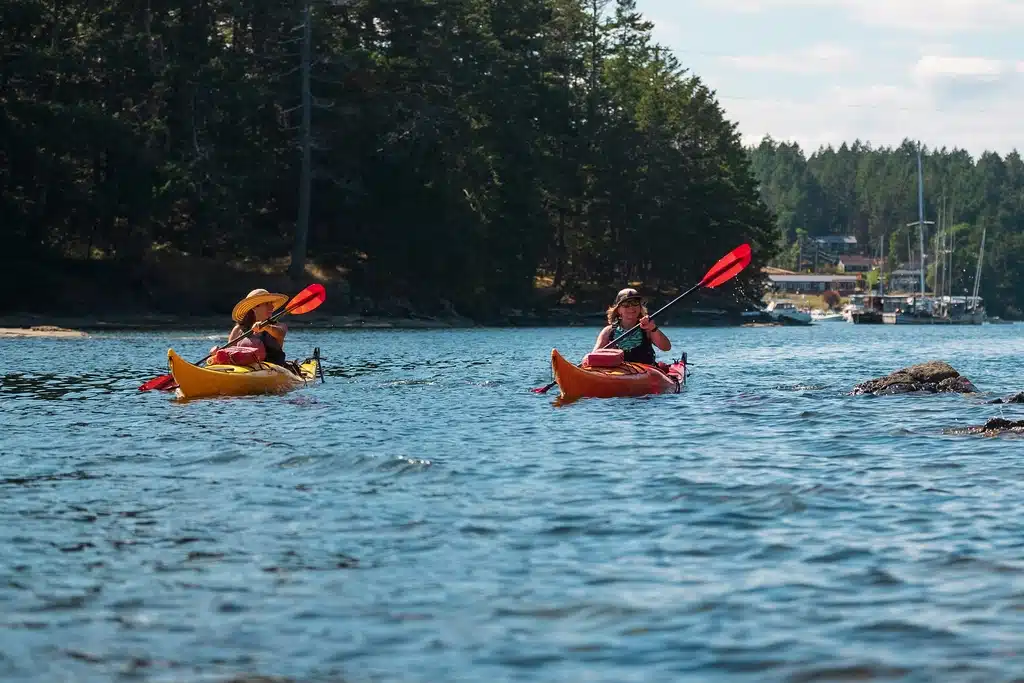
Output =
[
  {"x1": 813, "y1": 235, "x2": 858, "y2": 255},
  {"x1": 889, "y1": 265, "x2": 922, "y2": 292},
  {"x1": 836, "y1": 255, "x2": 877, "y2": 273},
  {"x1": 768, "y1": 274, "x2": 860, "y2": 294}
]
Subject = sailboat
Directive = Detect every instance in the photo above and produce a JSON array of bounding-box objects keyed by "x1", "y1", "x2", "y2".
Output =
[{"x1": 883, "y1": 145, "x2": 985, "y2": 324}]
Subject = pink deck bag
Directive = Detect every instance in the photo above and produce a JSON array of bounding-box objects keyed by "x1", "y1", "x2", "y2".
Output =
[
  {"x1": 582, "y1": 348, "x2": 625, "y2": 368},
  {"x1": 209, "y1": 336, "x2": 267, "y2": 366}
]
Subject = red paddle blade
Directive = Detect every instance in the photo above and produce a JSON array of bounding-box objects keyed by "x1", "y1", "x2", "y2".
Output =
[
  {"x1": 139, "y1": 373, "x2": 175, "y2": 392},
  {"x1": 700, "y1": 243, "x2": 752, "y2": 288},
  {"x1": 283, "y1": 283, "x2": 326, "y2": 315}
]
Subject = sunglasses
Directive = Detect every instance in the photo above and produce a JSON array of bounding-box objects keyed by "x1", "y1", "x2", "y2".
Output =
[{"x1": 619, "y1": 300, "x2": 641, "y2": 308}]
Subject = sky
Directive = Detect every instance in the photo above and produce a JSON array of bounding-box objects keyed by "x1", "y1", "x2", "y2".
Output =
[{"x1": 637, "y1": 0, "x2": 1023, "y2": 156}]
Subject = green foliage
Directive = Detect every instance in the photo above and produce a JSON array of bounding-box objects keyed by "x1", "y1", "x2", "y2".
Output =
[
  {"x1": 0, "y1": 0, "x2": 778, "y2": 314},
  {"x1": 865, "y1": 269, "x2": 880, "y2": 290},
  {"x1": 750, "y1": 139, "x2": 1024, "y2": 316}
]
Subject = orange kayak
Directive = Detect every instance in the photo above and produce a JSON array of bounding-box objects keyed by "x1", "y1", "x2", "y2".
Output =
[{"x1": 550, "y1": 348, "x2": 686, "y2": 401}]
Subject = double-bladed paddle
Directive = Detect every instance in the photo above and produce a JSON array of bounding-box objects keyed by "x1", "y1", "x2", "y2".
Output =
[
  {"x1": 531, "y1": 243, "x2": 753, "y2": 394},
  {"x1": 138, "y1": 283, "x2": 327, "y2": 392}
]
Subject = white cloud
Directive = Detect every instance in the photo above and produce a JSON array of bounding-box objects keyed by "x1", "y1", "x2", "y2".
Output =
[
  {"x1": 706, "y1": 0, "x2": 1024, "y2": 33},
  {"x1": 912, "y1": 55, "x2": 1024, "y2": 103},
  {"x1": 719, "y1": 79, "x2": 1023, "y2": 155},
  {"x1": 720, "y1": 44, "x2": 855, "y2": 74},
  {"x1": 647, "y1": 16, "x2": 685, "y2": 48},
  {"x1": 702, "y1": 44, "x2": 1024, "y2": 154},
  {"x1": 914, "y1": 56, "x2": 1005, "y2": 80},
  {"x1": 830, "y1": 84, "x2": 907, "y2": 108}
]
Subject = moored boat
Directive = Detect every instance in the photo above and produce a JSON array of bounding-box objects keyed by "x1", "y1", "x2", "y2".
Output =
[
  {"x1": 550, "y1": 348, "x2": 686, "y2": 402},
  {"x1": 811, "y1": 309, "x2": 845, "y2": 323},
  {"x1": 168, "y1": 348, "x2": 320, "y2": 400},
  {"x1": 766, "y1": 300, "x2": 812, "y2": 324}
]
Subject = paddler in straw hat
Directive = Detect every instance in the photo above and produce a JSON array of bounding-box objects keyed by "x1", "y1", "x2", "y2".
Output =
[{"x1": 207, "y1": 288, "x2": 290, "y2": 366}]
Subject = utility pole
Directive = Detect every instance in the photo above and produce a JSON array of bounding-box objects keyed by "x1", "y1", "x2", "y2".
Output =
[{"x1": 289, "y1": 0, "x2": 312, "y2": 281}]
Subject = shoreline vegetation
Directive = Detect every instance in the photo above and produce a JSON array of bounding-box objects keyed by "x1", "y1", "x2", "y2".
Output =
[
  {"x1": 3, "y1": 0, "x2": 777, "y2": 325},
  {"x1": 752, "y1": 140, "x2": 1024, "y2": 319},
  {"x1": 1, "y1": 249, "x2": 776, "y2": 333},
  {"x1": 0, "y1": 311, "x2": 801, "y2": 334},
  {"x1": 7, "y1": 0, "x2": 1020, "y2": 325}
]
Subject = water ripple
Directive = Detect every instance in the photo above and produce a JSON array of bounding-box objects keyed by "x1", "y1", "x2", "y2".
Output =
[{"x1": 3, "y1": 326, "x2": 1024, "y2": 681}]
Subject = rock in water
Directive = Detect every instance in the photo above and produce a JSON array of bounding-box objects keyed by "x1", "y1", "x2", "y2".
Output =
[
  {"x1": 851, "y1": 361, "x2": 977, "y2": 396},
  {"x1": 945, "y1": 417, "x2": 1024, "y2": 436},
  {"x1": 988, "y1": 391, "x2": 1024, "y2": 404}
]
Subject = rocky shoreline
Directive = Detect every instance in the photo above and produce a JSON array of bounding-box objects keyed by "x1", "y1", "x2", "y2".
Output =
[
  {"x1": 0, "y1": 313, "x2": 476, "y2": 333},
  {"x1": 0, "y1": 325, "x2": 90, "y2": 338},
  {"x1": 0, "y1": 306, "x2": 783, "y2": 333}
]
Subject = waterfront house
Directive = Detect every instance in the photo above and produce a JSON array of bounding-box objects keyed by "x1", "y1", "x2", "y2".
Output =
[
  {"x1": 813, "y1": 236, "x2": 859, "y2": 256},
  {"x1": 836, "y1": 255, "x2": 877, "y2": 273},
  {"x1": 768, "y1": 274, "x2": 860, "y2": 294}
]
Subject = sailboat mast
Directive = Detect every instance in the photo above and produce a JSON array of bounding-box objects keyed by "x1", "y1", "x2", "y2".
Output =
[
  {"x1": 971, "y1": 227, "x2": 986, "y2": 312},
  {"x1": 917, "y1": 146, "x2": 926, "y2": 300},
  {"x1": 934, "y1": 199, "x2": 942, "y2": 303}
]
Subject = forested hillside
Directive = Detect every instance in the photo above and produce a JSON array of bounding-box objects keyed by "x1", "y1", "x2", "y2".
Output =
[
  {"x1": 1, "y1": 0, "x2": 777, "y2": 319},
  {"x1": 750, "y1": 138, "x2": 1024, "y2": 317}
]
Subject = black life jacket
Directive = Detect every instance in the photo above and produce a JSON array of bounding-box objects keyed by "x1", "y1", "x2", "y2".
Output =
[
  {"x1": 259, "y1": 331, "x2": 287, "y2": 366},
  {"x1": 607, "y1": 325, "x2": 655, "y2": 365}
]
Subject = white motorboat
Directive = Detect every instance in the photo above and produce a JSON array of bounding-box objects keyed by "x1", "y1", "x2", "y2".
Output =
[
  {"x1": 811, "y1": 309, "x2": 845, "y2": 323},
  {"x1": 766, "y1": 300, "x2": 812, "y2": 324}
]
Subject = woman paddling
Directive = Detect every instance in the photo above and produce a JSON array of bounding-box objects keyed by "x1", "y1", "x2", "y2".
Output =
[
  {"x1": 208, "y1": 288, "x2": 289, "y2": 366},
  {"x1": 593, "y1": 288, "x2": 671, "y2": 365}
]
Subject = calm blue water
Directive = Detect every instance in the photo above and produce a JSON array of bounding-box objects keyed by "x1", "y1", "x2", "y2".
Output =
[{"x1": 3, "y1": 323, "x2": 1024, "y2": 682}]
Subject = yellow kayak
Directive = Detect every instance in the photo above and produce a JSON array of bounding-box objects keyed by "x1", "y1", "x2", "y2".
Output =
[{"x1": 167, "y1": 348, "x2": 320, "y2": 400}]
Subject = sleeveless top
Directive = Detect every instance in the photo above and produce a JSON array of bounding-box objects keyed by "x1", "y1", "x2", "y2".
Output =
[{"x1": 607, "y1": 324, "x2": 655, "y2": 365}]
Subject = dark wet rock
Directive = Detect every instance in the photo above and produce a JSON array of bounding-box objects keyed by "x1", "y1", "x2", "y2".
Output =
[
  {"x1": 937, "y1": 376, "x2": 978, "y2": 393},
  {"x1": 988, "y1": 391, "x2": 1024, "y2": 404},
  {"x1": 851, "y1": 361, "x2": 977, "y2": 396},
  {"x1": 945, "y1": 417, "x2": 1024, "y2": 437}
]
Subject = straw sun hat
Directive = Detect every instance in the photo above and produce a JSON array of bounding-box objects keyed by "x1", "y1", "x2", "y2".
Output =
[{"x1": 231, "y1": 288, "x2": 289, "y2": 323}]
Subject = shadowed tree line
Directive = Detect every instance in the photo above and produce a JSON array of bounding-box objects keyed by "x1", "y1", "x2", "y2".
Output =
[
  {"x1": 750, "y1": 137, "x2": 1024, "y2": 317},
  {"x1": 1, "y1": 0, "x2": 777, "y2": 319}
]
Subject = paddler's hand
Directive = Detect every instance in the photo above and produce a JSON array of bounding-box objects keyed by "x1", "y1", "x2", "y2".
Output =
[
  {"x1": 250, "y1": 321, "x2": 267, "y2": 335},
  {"x1": 639, "y1": 316, "x2": 657, "y2": 332}
]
